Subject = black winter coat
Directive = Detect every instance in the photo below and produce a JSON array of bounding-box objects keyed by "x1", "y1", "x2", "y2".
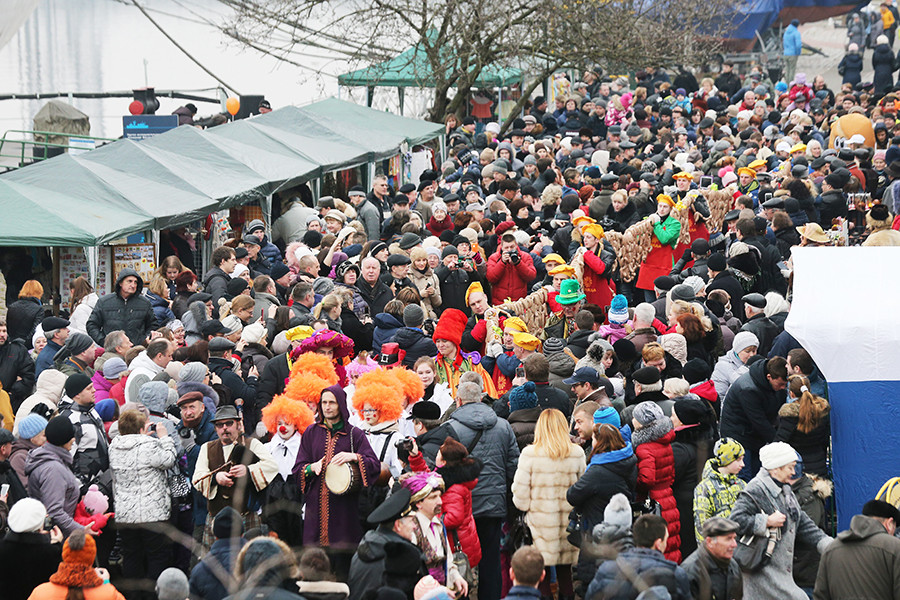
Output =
[
  {"x1": 435, "y1": 264, "x2": 474, "y2": 314},
  {"x1": 566, "y1": 329, "x2": 593, "y2": 359},
  {"x1": 587, "y1": 547, "x2": 691, "y2": 600},
  {"x1": 818, "y1": 189, "x2": 848, "y2": 228},
  {"x1": 395, "y1": 327, "x2": 438, "y2": 368},
  {"x1": 415, "y1": 422, "x2": 460, "y2": 468},
  {"x1": 705, "y1": 271, "x2": 746, "y2": 318},
  {"x1": 348, "y1": 528, "x2": 425, "y2": 600},
  {"x1": 775, "y1": 399, "x2": 830, "y2": 476},
  {"x1": 681, "y1": 543, "x2": 743, "y2": 600},
  {"x1": 0, "y1": 339, "x2": 35, "y2": 410},
  {"x1": 672, "y1": 429, "x2": 714, "y2": 558},
  {"x1": 567, "y1": 454, "x2": 638, "y2": 534},
  {"x1": 256, "y1": 353, "x2": 290, "y2": 415},
  {"x1": 0, "y1": 530, "x2": 61, "y2": 600},
  {"x1": 86, "y1": 268, "x2": 155, "y2": 346},
  {"x1": 719, "y1": 359, "x2": 786, "y2": 453},
  {"x1": 208, "y1": 356, "x2": 259, "y2": 429},
  {"x1": 740, "y1": 314, "x2": 780, "y2": 356},
  {"x1": 873, "y1": 43, "x2": 896, "y2": 94},
  {"x1": 839, "y1": 52, "x2": 863, "y2": 85},
  {"x1": 6, "y1": 296, "x2": 43, "y2": 348}
]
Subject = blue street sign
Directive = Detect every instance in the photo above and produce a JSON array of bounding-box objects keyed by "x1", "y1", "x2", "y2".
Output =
[{"x1": 122, "y1": 115, "x2": 178, "y2": 141}]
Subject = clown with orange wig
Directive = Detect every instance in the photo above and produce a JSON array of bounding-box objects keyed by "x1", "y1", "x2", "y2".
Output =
[
  {"x1": 352, "y1": 369, "x2": 411, "y2": 478},
  {"x1": 260, "y1": 395, "x2": 316, "y2": 546},
  {"x1": 292, "y1": 329, "x2": 354, "y2": 386}
]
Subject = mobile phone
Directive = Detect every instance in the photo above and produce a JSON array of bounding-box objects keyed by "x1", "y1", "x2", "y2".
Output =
[
  {"x1": 699, "y1": 176, "x2": 712, "y2": 189},
  {"x1": 43, "y1": 516, "x2": 52, "y2": 531},
  {"x1": 0, "y1": 483, "x2": 8, "y2": 497},
  {"x1": 515, "y1": 366, "x2": 525, "y2": 379}
]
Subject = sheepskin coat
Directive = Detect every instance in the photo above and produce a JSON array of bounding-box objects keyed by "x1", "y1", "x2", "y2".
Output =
[{"x1": 512, "y1": 442, "x2": 586, "y2": 565}]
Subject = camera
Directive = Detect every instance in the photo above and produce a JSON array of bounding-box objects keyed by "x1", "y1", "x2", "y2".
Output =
[
  {"x1": 395, "y1": 437, "x2": 415, "y2": 453},
  {"x1": 508, "y1": 251, "x2": 520, "y2": 264},
  {"x1": 457, "y1": 258, "x2": 467, "y2": 269}
]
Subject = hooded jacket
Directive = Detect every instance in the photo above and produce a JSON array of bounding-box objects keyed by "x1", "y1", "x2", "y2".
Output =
[
  {"x1": 86, "y1": 268, "x2": 155, "y2": 346},
  {"x1": 692, "y1": 459, "x2": 745, "y2": 542},
  {"x1": 395, "y1": 327, "x2": 438, "y2": 368},
  {"x1": 568, "y1": 448, "x2": 638, "y2": 534},
  {"x1": 190, "y1": 537, "x2": 247, "y2": 600},
  {"x1": 711, "y1": 350, "x2": 748, "y2": 399},
  {"x1": 372, "y1": 312, "x2": 403, "y2": 352},
  {"x1": 814, "y1": 514, "x2": 900, "y2": 600},
  {"x1": 719, "y1": 359, "x2": 786, "y2": 452},
  {"x1": 25, "y1": 443, "x2": 81, "y2": 535},
  {"x1": 123, "y1": 350, "x2": 165, "y2": 405},
  {"x1": 586, "y1": 546, "x2": 691, "y2": 600},
  {"x1": 775, "y1": 397, "x2": 830, "y2": 476},
  {"x1": 0, "y1": 338, "x2": 35, "y2": 409},
  {"x1": 348, "y1": 527, "x2": 424, "y2": 600},
  {"x1": 109, "y1": 433, "x2": 177, "y2": 523},
  {"x1": 449, "y1": 401, "x2": 520, "y2": 518},
  {"x1": 14, "y1": 369, "x2": 66, "y2": 434}
]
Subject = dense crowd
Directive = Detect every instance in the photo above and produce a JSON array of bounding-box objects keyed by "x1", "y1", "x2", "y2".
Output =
[{"x1": 2, "y1": 59, "x2": 900, "y2": 600}]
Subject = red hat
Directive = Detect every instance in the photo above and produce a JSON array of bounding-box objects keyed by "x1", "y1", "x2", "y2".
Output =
[
  {"x1": 433, "y1": 308, "x2": 468, "y2": 347},
  {"x1": 495, "y1": 221, "x2": 516, "y2": 236}
]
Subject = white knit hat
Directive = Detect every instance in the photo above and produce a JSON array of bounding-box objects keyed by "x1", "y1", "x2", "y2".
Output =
[
  {"x1": 732, "y1": 331, "x2": 760, "y2": 354},
  {"x1": 760, "y1": 442, "x2": 798, "y2": 470}
]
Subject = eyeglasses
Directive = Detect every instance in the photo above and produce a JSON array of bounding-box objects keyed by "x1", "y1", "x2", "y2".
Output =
[{"x1": 362, "y1": 408, "x2": 378, "y2": 415}]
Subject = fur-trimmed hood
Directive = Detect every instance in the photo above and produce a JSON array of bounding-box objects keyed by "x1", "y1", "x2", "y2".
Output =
[
  {"x1": 778, "y1": 397, "x2": 830, "y2": 419},
  {"x1": 632, "y1": 419, "x2": 674, "y2": 447}
]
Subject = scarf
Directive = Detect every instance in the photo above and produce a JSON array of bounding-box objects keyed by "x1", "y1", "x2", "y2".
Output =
[
  {"x1": 50, "y1": 563, "x2": 103, "y2": 589},
  {"x1": 588, "y1": 443, "x2": 634, "y2": 469}
]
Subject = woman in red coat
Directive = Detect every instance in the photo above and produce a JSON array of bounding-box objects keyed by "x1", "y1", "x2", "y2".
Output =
[
  {"x1": 409, "y1": 437, "x2": 483, "y2": 567},
  {"x1": 631, "y1": 400, "x2": 681, "y2": 563},
  {"x1": 580, "y1": 223, "x2": 616, "y2": 309}
]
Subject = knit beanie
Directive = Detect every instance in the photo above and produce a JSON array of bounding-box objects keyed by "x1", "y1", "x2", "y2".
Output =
[
  {"x1": 509, "y1": 381, "x2": 538, "y2": 412},
  {"x1": 759, "y1": 441, "x2": 799, "y2": 470},
  {"x1": 542, "y1": 337, "x2": 566, "y2": 354},
  {"x1": 731, "y1": 331, "x2": 760, "y2": 354},
  {"x1": 603, "y1": 493, "x2": 633, "y2": 528},
  {"x1": 220, "y1": 315, "x2": 243, "y2": 335},
  {"x1": 632, "y1": 401, "x2": 664, "y2": 427},
  {"x1": 50, "y1": 529, "x2": 102, "y2": 588},
  {"x1": 102, "y1": 357, "x2": 128, "y2": 379},
  {"x1": 241, "y1": 323, "x2": 267, "y2": 344},
  {"x1": 179, "y1": 362, "x2": 208, "y2": 383},
  {"x1": 403, "y1": 303, "x2": 425, "y2": 328},
  {"x1": 16, "y1": 413, "x2": 48, "y2": 440},
  {"x1": 7, "y1": 498, "x2": 46, "y2": 533},
  {"x1": 156, "y1": 568, "x2": 190, "y2": 600},
  {"x1": 64, "y1": 373, "x2": 92, "y2": 399},
  {"x1": 593, "y1": 406, "x2": 621, "y2": 428},
  {"x1": 226, "y1": 278, "x2": 249, "y2": 297},
  {"x1": 714, "y1": 437, "x2": 745, "y2": 467},
  {"x1": 64, "y1": 333, "x2": 94, "y2": 357},
  {"x1": 213, "y1": 506, "x2": 243, "y2": 539},
  {"x1": 44, "y1": 415, "x2": 75, "y2": 446},
  {"x1": 608, "y1": 295, "x2": 629, "y2": 324}
]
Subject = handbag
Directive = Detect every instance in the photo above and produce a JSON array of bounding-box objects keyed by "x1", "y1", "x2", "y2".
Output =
[
  {"x1": 449, "y1": 528, "x2": 477, "y2": 589},
  {"x1": 509, "y1": 511, "x2": 533, "y2": 550},
  {"x1": 732, "y1": 494, "x2": 778, "y2": 573}
]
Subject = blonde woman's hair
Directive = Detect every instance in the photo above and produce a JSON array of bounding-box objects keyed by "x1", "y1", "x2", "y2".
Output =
[
  {"x1": 314, "y1": 293, "x2": 342, "y2": 319},
  {"x1": 533, "y1": 408, "x2": 576, "y2": 460}
]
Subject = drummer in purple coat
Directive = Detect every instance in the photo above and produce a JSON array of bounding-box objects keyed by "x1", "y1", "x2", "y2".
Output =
[{"x1": 294, "y1": 383, "x2": 381, "y2": 581}]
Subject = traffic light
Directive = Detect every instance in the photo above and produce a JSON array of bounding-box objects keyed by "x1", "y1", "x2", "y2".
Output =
[{"x1": 132, "y1": 87, "x2": 160, "y2": 115}]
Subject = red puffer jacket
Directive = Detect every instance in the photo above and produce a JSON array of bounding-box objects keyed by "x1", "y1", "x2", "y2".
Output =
[
  {"x1": 634, "y1": 427, "x2": 681, "y2": 563},
  {"x1": 409, "y1": 452, "x2": 483, "y2": 566},
  {"x1": 486, "y1": 248, "x2": 536, "y2": 303}
]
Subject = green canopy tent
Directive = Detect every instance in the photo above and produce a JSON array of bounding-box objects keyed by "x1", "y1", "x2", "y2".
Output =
[{"x1": 338, "y1": 39, "x2": 523, "y2": 115}]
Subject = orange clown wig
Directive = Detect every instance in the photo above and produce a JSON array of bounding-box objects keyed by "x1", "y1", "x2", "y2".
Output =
[
  {"x1": 392, "y1": 367, "x2": 426, "y2": 407},
  {"x1": 289, "y1": 352, "x2": 339, "y2": 386},
  {"x1": 352, "y1": 369, "x2": 404, "y2": 422},
  {"x1": 262, "y1": 394, "x2": 316, "y2": 435}
]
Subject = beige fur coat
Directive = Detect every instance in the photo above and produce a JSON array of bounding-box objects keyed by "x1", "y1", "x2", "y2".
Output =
[{"x1": 511, "y1": 443, "x2": 586, "y2": 565}]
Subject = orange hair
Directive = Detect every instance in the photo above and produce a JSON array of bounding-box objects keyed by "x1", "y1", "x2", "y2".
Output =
[
  {"x1": 290, "y1": 352, "x2": 339, "y2": 386},
  {"x1": 393, "y1": 367, "x2": 425, "y2": 406},
  {"x1": 18, "y1": 280, "x2": 43, "y2": 299},
  {"x1": 352, "y1": 383, "x2": 403, "y2": 422},
  {"x1": 285, "y1": 373, "x2": 329, "y2": 406},
  {"x1": 262, "y1": 394, "x2": 315, "y2": 434}
]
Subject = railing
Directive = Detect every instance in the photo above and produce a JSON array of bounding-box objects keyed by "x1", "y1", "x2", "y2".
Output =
[{"x1": 0, "y1": 130, "x2": 118, "y2": 169}]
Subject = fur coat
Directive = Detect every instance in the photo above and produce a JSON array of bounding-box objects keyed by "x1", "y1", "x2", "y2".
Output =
[{"x1": 512, "y1": 442, "x2": 586, "y2": 565}]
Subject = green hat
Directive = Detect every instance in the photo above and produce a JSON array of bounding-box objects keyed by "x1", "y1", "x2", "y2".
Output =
[{"x1": 556, "y1": 279, "x2": 586, "y2": 305}]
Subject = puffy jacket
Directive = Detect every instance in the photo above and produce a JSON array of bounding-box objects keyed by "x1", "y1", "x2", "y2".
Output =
[
  {"x1": 0, "y1": 338, "x2": 35, "y2": 409},
  {"x1": 24, "y1": 443, "x2": 81, "y2": 535},
  {"x1": 783, "y1": 24, "x2": 802, "y2": 55},
  {"x1": 7, "y1": 297, "x2": 43, "y2": 348},
  {"x1": 27, "y1": 582, "x2": 125, "y2": 600},
  {"x1": 409, "y1": 268, "x2": 442, "y2": 319},
  {"x1": 711, "y1": 350, "x2": 748, "y2": 399},
  {"x1": 449, "y1": 401, "x2": 520, "y2": 518},
  {"x1": 90, "y1": 370, "x2": 114, "y2": 402},
  {"x1": 839, "y1": 52, "x2": 864, "y2": 85},
  {"x1": 123, "y1": 351, "x2": 164, "y2": 405},
  {"x1": 14, "y1": 369, "x2": 65, "y2": 433},
  {"x1": 814, "y1": 514, "x2": 900, "y2": 600},
  {"x1": 634, "y1": 421, "x2": 681, "y2": 563},
  {"x1": 512, "y1": 444, "x2": 586, "y2": 565},
  {"x1": 692, "y1": 459, "x2": 745, "y2": 543},
  {"x1": 109, "y1": 433, "x2": 177, "y2": 523},
  {"x1": 719, "y1": 359, "x2": 786, "y2": 453},
  {"x1": 586, "y1": 547, "x2": 691, "y2": 600},
  {"x1": 86, "y1": 268, "x2": 155, "y2": 346},
  {"x1": 508, "y1": 408, "x2": 540, "y2": 449},
  {"x1": 395, "y1": 327, "x2": 437, "y2": 368},
  {"x1": 372, "y1": 312, "x2": 402, "y2": 352},
  {"x1": 146, "y1": 291, "x2": 175, "y2": 327},
  {"x1": 486, "y1": 248, "x2": 536, "y2": 303},
  {"x1": 190, "y1": 537, "x2": 247, "y2": 600},
  {"x1": 567, "y1": 450, "x2": 638, "y2": 534},
  {"x1": 348, "y1": 528, "x2": 423, "y2": 600}
]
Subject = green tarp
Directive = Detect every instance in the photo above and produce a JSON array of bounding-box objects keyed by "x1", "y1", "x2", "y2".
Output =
[
  {"x1": 338, "y1": 41, "x2": 523, "y2": 88},
  {"x1": 0, "y1": 97, "x2": 443, "y2": 247}
]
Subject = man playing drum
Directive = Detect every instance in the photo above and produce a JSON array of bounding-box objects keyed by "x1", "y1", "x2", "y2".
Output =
[
  {"x1": 294, "y1": 383, "x2": 381, "y2": 581},
  {"x1": 192, "y1": 405, "x2": 279, "y2": 548}
]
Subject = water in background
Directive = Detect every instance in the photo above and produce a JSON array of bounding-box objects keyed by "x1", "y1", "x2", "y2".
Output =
[{"x1": 0, "y1": 0, "x2": 344, "y2": 139}]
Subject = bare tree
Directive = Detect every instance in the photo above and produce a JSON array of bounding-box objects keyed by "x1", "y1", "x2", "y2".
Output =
[{"x1": 214, "y1": 0, "x2": 739, "y2": 123}]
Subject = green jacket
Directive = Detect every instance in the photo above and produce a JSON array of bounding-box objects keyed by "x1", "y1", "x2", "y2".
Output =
[
  {"x1": 653, "y1": 215, "x2": 682, "y2": 247},
  {"x1": 693, "y1": 459, "x2": 745, "y2": 542}
]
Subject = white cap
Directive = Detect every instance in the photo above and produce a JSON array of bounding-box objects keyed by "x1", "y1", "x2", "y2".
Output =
[
  {"x1": 8, "y1": 498, "x2": 46, "y2": 533},
  {"x1": 776, "y1": 141, "x2": 792, "y2": 154},
  {"x1": 847, "y1": 134, "x2": 866, "y2": 145},
  {"x1": 485, "y1": 122, "x2": 501, "y2": 134},
  {"x1": 760, "y1": 442, "x2": 799, "y2": 470}
]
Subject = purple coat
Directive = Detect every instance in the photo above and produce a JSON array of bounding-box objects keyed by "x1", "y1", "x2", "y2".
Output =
[
  {"x1": 91, "y1": 371, "x2": 114, "y2": 402},
  {"x1": 293, "y1": 384, "x2": 380, "y2": 550}
]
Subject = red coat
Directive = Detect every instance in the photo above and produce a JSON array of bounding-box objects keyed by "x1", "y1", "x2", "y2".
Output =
[
  {"x1": 409, "y1": 453, "x2": 482, "y2": 566},
  {"x1": 486, "y1": 249, "x2": 536, "y2": 303},
  {"x1": 636, "y1": 216, "x2": 681, "y2": 291},
  {"x1": 582, "y1": 249, "x2": 615, "y2": 308},
  {"x1": 427, "y1": 216, "x2": 454, "y2": 237},
  {"x1": 635, "y1": 429, "x2": 681, "y2": 563}
]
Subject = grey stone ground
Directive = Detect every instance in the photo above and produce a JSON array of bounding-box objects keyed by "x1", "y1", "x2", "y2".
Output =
[{"x1": 793, "y1": 13, "x2": 869, "y2": 90}]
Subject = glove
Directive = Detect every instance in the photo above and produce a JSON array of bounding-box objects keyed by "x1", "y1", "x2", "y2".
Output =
[
  {"x1": 486, "y1": 342, "x2": 504, "y2": 358},
  {"x1": 682, "y1": 247, "x2": 693, "y2": 260}
]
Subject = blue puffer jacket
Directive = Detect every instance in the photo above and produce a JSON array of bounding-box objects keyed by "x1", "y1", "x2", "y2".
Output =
[
  {"x1": 586, "y1": 547, "x2": 691, "y2": 600},
  {"x1": 783, "y1": 24, "x2": 802, "y2": 56},
  {"x1": 372, "y1": 312, "x2": 403, "y2": 352},
  {"x1": 190, "y1": 537, "x2": 247, "y2": 600},
  {"x1": 146, "y1": 291, "x2": 175, "y2": 328}
]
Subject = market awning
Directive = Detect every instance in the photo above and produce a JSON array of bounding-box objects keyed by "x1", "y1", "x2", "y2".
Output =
[{"x1": 0, "y1": 97, "x2": 444, "y2": 246}]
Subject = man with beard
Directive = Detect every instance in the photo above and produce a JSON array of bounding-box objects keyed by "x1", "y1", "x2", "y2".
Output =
[{"x1": 175, "y1": 391, "x2": 218, "y2": 545}]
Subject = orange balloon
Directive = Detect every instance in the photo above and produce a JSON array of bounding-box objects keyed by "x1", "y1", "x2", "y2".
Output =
[{"x1": 226, "y1": 97, "x2": 240, "y2": 116}]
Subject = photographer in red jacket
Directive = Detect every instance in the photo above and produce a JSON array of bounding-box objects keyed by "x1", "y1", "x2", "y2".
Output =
[{"x1": 487, "y1": 233, "x2": 537, "y2": 303}]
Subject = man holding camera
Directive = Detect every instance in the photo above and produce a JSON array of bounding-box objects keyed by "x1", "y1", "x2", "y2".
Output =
[
  {"x1": 487, "y1": 233, "x2": 536, "y2": 304},
  {"x1": 436, "y1": 245, "x2": 477, "y2": 312}
]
